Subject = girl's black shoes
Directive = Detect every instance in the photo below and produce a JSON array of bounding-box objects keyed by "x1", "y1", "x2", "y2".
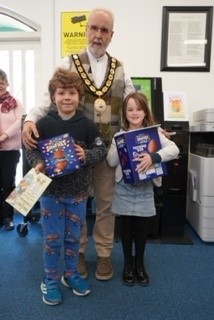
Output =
[
  {"x1": 122, "y1": 256, "x2": 135, "y2": 286},
  {"x1": 123, "y1": 256, "x2": 150, "y2": 286},
  {"x1": 135, "y1": 256, "x2": 149, "y2": 286}
]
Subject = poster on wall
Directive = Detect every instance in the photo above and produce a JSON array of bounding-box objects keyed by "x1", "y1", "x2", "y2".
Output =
[
  {"x1": 163, "y1": 91, "x2": 189, "y2": 121},
  {"x1": 61, "y1": 11, "x2": 90, "y2": 57}
]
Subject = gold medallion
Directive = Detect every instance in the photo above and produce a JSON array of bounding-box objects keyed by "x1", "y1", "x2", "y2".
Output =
[
  {"x1": 102, "y1": 87, "x2": 108, "y2": 93},
  {"x1": 72, "y1": 54, "x2": 117, "y2": 98},
  {"x1": 96, "y1": 90, "x2": 103, "y2": 96},
  {"x1": 85, "y1": 79, "x2": 90, "y2": 85},
  {"x1": 90, "y1": 85, "x2": 96, "y2": 92},
  {"x1": 94, "y1": 98, "x2": 107, "y2": 114},
  {"x1": 72, "y1": 53, "x2": 116, "y2": 140},
  {"x1": 81, "y1": 73, "x2": 87, "y2": 79}
]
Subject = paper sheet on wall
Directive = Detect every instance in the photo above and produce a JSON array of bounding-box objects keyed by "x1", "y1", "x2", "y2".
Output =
[
  {"x1": 6, "y1": 168, "x2": 52, "y2": 216},
  {"x1": 163, "y1": 91, "x2": 189, "y2": 121}
]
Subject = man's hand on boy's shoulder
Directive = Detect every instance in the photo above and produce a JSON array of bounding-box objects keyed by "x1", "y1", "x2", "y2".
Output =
[{"x1": 22, "y1": 121, "x2": 39, "y2": 149}]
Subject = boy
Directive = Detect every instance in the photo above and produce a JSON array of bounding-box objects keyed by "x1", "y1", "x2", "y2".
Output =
[{"x1": 25, "y1": 68, "x2": 106, "y2": 305}]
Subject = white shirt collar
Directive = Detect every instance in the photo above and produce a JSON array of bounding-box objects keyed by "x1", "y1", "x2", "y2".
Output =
[
  {"x1": 86, "y1": 48, "x2": 107, "y2": 63},
  {"x1": 86, "y1": 48, "x2": 108, "y2": 88}
]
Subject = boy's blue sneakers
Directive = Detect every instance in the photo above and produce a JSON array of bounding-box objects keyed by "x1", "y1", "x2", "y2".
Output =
[
  {"x1": 61, "y1": 273, "x2": 91, "y2": 296},
  {"x1": 41, "y1": 277, "x2": 62, "y2": 305}
]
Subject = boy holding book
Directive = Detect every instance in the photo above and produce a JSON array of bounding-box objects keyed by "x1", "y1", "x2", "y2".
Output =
[{"x1": 25, "y1": 68, "x2": 106, "y2": 305}]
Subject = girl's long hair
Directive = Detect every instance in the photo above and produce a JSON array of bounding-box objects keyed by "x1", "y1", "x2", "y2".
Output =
[{"x1": 122, "y1": 92, "x2": 157, "y2": 130}]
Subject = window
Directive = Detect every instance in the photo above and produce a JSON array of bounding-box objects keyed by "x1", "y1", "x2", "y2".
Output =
[
  {"x1": 0, "y1": 12, "x2": 35, "y2": 32},
  {"x1": 0, "y1": 44, "x2": 39, "y2": 111},
  {"x1": 0, "y1": 7, "x2": 41, "y2": 183}
]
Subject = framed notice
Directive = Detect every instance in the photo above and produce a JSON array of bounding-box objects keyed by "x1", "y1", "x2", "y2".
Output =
[{"x1": 160, "y1": 6, "x2": 213, "y2": 72}]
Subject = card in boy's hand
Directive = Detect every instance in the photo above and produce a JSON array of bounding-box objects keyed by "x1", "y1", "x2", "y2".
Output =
[
  {"x1": 6, "y1": 168, "x2": 52, "y2": 216},
  {"x1": 38, "y1": 133, "x2": 80, "y2": 178}
]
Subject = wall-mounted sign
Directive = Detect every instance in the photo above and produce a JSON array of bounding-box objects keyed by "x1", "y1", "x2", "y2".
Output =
[
  {"x1": 61, "y1": 11, "x2": 90, "y2": 57},
  {"x1": 160, "y1": 6, "x2": 213, "y2": 72},
  {"x1": 163, "y1": 91, "x2": 189, "y2": 121}
]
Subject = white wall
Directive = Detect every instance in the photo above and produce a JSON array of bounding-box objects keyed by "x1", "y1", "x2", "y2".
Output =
[
  {"x1": 2, "y1": 0, "x2": 214, "y2": 123},
  {"x1": 1, "y1": 0, "x2": 55, "y2": 95}
]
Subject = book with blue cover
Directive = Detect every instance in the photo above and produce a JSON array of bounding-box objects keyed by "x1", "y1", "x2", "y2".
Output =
[
  {"x1": 38, "y1": 133, "x2": 80, "y2": 178},
  {"x1": 114, "y1": 125, "x2": 167, "y2": 183}
]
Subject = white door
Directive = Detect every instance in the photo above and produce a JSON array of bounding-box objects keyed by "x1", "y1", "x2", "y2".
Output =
[{"x1": 0, "y1": 41, "x2": 41, "y2": 182}]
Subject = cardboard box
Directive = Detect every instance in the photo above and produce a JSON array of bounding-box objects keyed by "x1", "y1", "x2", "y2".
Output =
[
  {"x1": 114, "y1": 125, "x2": 167, "y2": 183},
  {"x1": 38, "y1": 133, "x2": 80, "y2": 178}
]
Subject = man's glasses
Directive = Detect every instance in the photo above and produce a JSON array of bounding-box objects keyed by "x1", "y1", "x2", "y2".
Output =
[{"x1": 87, "y1": 25, "x2": 112, "y2": 36}]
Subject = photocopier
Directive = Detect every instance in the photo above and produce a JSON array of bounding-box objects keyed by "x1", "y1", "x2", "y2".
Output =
[{"x1": 187, "y1": 108, "x2": 214, "y2": 241}]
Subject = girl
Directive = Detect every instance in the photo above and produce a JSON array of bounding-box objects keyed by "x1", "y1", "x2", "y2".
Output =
[{"x1": 107, "y1": 92, "x2": 179, "y2": 286}]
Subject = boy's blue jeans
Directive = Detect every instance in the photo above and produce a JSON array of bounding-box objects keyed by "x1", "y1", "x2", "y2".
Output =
[{"x1": 40, "y1": 195, "x2": 87, "y2": 279}]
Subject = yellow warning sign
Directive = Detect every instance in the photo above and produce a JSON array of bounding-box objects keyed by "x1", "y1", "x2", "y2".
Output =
[{"x1": 61, "y1": 11, "x2": 90, "y2": 57}]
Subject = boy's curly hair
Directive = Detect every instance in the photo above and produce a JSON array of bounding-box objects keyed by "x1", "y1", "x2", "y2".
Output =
[{"x1": 48, "y1": 68, "x2": 84, "y2": 103}]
